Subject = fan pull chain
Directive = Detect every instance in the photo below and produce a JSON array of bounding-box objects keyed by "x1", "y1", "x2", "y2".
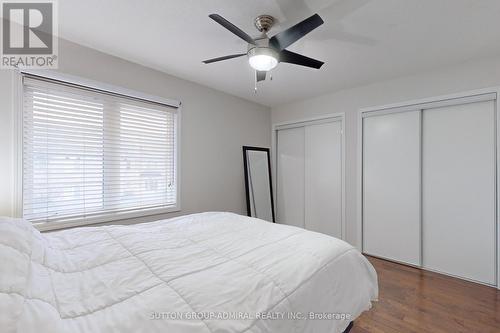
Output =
[{"x1": 254, "y1": 72, "x2": 258, "y2": 93}]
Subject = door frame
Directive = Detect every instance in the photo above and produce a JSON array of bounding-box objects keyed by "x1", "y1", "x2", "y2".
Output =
[
  {"x1": 357, "y1": 87, "x2": 500, "y2": 289},
  {"x1": 272, "y1": 113, "x2": 346, "y2": 240}
]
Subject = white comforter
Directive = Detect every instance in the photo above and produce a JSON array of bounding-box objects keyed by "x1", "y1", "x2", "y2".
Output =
[{"x1": 0, "y1": 212, "x2": 377, "y2": 333}]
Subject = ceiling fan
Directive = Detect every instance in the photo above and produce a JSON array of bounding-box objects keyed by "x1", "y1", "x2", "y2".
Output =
[{"x1": 203, "y1": 13, "x2": 325, "y2": 82}]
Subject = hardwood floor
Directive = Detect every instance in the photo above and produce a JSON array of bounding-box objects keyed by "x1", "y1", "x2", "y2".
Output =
[{"x1": 351, "y1": 256, "x2": 500, "y2": 333}]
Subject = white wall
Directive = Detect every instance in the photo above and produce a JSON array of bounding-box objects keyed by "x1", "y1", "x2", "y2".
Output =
[
  {"x1": 272, "y1": 56, "x2": 500, "y2": 248},
  {"x1": 0, "y1": 39, "x2": 271, "y2": 226}
]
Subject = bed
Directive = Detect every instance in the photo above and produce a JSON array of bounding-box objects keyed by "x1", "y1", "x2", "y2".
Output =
[{"x1": 0, "y1": 212, "x2": 378, "y2": 333}]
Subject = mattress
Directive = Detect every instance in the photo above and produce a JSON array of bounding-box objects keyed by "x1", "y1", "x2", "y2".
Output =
[{"x1": 0, "y1": 212, "x2": 378, "y2": 333}]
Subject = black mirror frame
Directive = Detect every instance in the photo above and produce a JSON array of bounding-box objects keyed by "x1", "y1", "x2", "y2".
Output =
[{"x1": 242, "y1": 146, "x2": 275, "y2": 223}]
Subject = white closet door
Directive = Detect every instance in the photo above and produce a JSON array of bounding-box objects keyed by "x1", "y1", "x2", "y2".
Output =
[
  {"x1": 422, "y1": 100, "x2": 496, "y2": 285},
  {"x1": 305, "y1": 121, "x2": 343, "y2": 238},
  {"x1": 363, "y1": 111, "x2": 421, "y2": 265},
  {"x1": 277, "y1": 127, "x2": 305, "y2": 228}
]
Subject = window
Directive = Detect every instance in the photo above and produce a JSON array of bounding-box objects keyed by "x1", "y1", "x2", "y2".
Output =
[{"x1": 21, "y1": 75, "x2": 179, "y2": 227}]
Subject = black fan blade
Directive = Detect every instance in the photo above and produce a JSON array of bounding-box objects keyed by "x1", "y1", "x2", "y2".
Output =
[
  {"x1": 279, "y1": 50, "x2": 324, "y2": 69},
  {"x1": 256, "y1": 71, "x2": 266, "y2": 82},
  {"x1": 209, "y1": 14, "x2": 255, "y2": 44},
  {"x1": 269, "y1": 14, "x2": 324, "y2": 51},
  {"x1": 203, "y1": 53, "x2": 246, "y2": 64}
]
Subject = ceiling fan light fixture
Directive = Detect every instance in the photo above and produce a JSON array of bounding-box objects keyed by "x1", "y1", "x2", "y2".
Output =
[
  {"x1": 204, "y1": 13, "x2": 325, "y2": 81},
  {"x1": 248, "y1": 47, "x2": 278, "y2": 71}
]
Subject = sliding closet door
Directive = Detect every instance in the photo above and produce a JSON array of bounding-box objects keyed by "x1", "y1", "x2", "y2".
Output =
[
  {"x1": 363, "y1": 111, "x2": 421, "y2": 265},
  {"x1": 422, "y1": 100, "x2": 496, "y2": 285},
  {"x1": 305, "y1": 121, "x2": 343, "y2": 238},
  {"x1": 276, "y1": 127, "x2": 305, "y2": 228}
]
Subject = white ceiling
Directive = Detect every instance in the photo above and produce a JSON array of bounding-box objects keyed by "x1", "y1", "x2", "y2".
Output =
[{"x1": 58, "y1": 0, "x2": 500, "y2": 107}]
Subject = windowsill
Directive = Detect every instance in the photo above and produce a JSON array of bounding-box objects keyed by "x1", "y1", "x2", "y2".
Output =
[{"x1": 33, "y1": 205, "x2": 181, "y2": 232}]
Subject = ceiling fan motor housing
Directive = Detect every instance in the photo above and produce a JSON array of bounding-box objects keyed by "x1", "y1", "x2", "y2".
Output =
[{"x1": 254, "y1": 15, "x2": 275, "y2": 33}]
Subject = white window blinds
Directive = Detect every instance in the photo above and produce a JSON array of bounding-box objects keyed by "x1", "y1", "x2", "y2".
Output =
[{"x1": 22, "y1": 76, "x2": 178, "y2": 225}]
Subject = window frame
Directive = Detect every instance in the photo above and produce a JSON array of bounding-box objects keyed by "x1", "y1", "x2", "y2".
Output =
[{"x1": 14, "y1": 69, "x2": 181, "y2": 231}]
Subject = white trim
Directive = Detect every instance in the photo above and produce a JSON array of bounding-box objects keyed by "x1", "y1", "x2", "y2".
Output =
[
  {"x1": 275, "y1": 117, "x2": 343, "y2": 131},
  {"x1": 17, "y1": 68, "x2": 181, "y2": 109},
  {"x1": 496, "y1": 93, "x2": 500, "y2": 290},
  {"x1": 34, "y1": 205, "x2": 180, "y2": 231},
  {"x1": 357, "y1": 87, "x2": 500, "y2": 289},
  {"x1": 15, "y1": 71, "x2": 182, "y2": 231},
  {"x1": 418, "y1": 110, "x2": 423, "y2": 267},
  {"x1": 272, "y1": 112, "x2": 347, "y2": 241},
  {"x1": 12, "y1": 70, "x2": 24, "y2": 218},
  {"x1": 360, "y1": 88, "x2": 497, "y2": 114},
  {"x1": 361, "y1": 92, "x2": 496, "y2": 118},
  {"x1": 273, "y1": 112, "x2": 344, "y2": 128},
  {"x1": 175, "y1": 104, "x2": 183, "y2": 213},
  {"x1": 341, "y1": 116, "x2": 346, "y2": 241},
  {"x1": 356, "y1": 110, "x2": 363, "y2": 251}
]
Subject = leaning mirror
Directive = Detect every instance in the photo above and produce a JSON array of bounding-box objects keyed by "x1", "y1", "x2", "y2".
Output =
[{"x1": 243, "y1": 146, "x2": 275, "y2": 222}]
